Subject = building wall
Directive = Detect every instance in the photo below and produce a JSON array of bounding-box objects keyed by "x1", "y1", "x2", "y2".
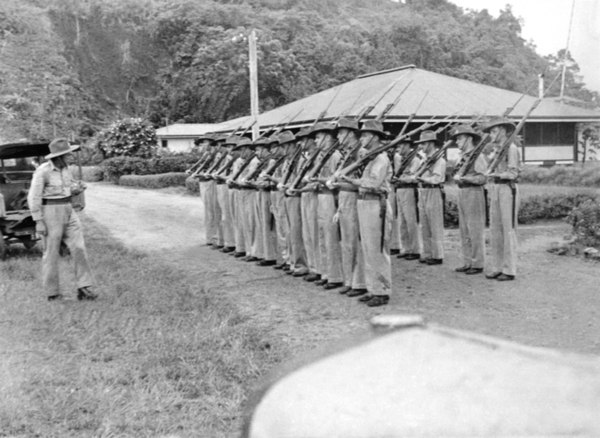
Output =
[{"x1": 160, "y1": 138, "x2": 195, "y2": 153}]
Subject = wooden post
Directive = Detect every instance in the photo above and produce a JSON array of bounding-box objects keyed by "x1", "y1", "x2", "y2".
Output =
[{"x1": 248, "y1": 29, "x2": 259, "y2": 140}]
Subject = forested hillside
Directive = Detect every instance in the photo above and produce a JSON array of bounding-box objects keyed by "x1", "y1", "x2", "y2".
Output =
[{"x1": 0, "y1": 0, "x2": 597, "y2": 142}]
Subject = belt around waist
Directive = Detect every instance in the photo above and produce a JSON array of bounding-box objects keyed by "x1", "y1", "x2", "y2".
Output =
[
  {"x1": 284, "y1": 192, "x2": 301, "y2": 198},
  {"x1": 357, "y1": 192, "x2": 382, "y2": 201},
  {"x1": 318, "y1": 188, "x2": 338, "y2": 195},
  {"x1": 215, "y1": 181, "x2": 226, "y2": 185},
  {"x1": 491, "y1": 177, "x2": 517, "y2": 184},
  {"x1": 42, "y1": 197, "x2": 72, "y2": 205},
  {"x1": 395, "y1": 183, "x2": 418, "y2": 189},
  {"x1": 259, "y1": 187, "x2": 274, "y2": 192},
  {"x1": 339, "y1": 187, "x2": 358, "y2": 193},
  {"x1": 420, "y1": 184, "x2": 443, "y2": 189},
  {"x1": 458, "y1": 182, "x2": 484, "y2": 189}
]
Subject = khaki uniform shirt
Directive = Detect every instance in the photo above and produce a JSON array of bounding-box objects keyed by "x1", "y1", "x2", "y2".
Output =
[{"x1": 28, "y1": 161, "x2": 75, "y2": 221}]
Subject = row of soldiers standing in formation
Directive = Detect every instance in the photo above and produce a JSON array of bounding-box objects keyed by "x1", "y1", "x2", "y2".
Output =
[{"x1": 189, "y1": 115, "x2": 521, "y2": 307}]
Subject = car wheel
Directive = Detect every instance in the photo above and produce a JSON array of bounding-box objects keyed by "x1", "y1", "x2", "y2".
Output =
[
  {"x1": 21, "y1": 236, "x2": 37, "y2": 250},
  {"x1": 0, "y1": 233, "x2": 7, "y2": 260}
]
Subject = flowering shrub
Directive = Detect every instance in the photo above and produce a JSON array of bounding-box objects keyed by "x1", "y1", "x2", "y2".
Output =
[
  {"x1": 566, "y1": 199, "x2": 600, "y2": 247},
  {"x1": 95, "y1": 118, "x2": 158, "y2": 158}
]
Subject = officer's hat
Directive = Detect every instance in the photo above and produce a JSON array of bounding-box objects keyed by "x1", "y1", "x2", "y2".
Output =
[
  {"x1": 295, "y1": 127, "x2": 313, "y2": 139},
  {"x1": 233, "y1": 136, "x2": 252, "y2": 150},
  {"x1": 450, "y1": 124, "x2": 482, "y2": 143},
  {"x1": 311, "y1": 121, "x2": 337, "y2": 136},
  {"x1": 278, "y1": 130, "x2": 296, "y2": 145},
  {"x1": 482, "y1": 117, "x2": 516, "y2": 134},
  {"x1": 336, "y1": 116, "x2": 359, "y2": 132},
  {"x1": 360, "y1": 120, "x2": 388, "y2": 138},
  {"x1": 414, "y1": 130, "x2": 438, "y2": 145}
]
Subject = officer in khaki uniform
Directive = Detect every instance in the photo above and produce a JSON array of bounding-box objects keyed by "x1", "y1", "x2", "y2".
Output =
[
  {"x1": 27, "y1": 138, "x2": 96, "y2": 301},
  {"x1": 342, "y1": 120, "x2": 392, "y2": 307},
  {"x1": 484, "y1": 117, "x2": 521, "y2": 281},
  {"x1": 452, "y1": 125, "x2": 488, "y2": 275}
]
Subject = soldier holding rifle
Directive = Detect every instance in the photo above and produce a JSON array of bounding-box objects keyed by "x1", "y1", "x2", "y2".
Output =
[
  {"x1": 413, "y1": 130, "x2": 446, "y2": 265},
  {"x1": 291, "y1": 129, "x2": 322, "y2": 283},
  {"x1": 212, "y1": 136, "x2": 238, "y2": 253},
  {"x1": 452, "y1": 125, "x2": 488, "y2": 275},
  {"x1": 310, "y1": 123, "x2": 344, "y2": 290},
  {"x1": 393, "y1": 139, "x2": 422, "y2": 261},
  {"x1": 252, "y1": 136, "x2": 279, "y2": 266},
  {"x1": 328, "y1": 117, "x2": 366, "y2": 296},
  {"x1": 279, "y1": 130, "x2": 309, "y2": 277},
  {"x1": 340, "y1": 120, "x2": 392, "y2": 307},
  {"x1": 484, "y1": 117, "x2": 521, "y2": 281}
]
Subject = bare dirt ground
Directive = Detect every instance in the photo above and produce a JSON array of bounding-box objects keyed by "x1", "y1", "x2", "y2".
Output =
[{"x1": 85, "y1": 182, "x2": 600, "y2": 357}]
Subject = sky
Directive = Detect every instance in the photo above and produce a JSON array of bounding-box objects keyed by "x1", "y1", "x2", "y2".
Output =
[{"x1": 448, "y1": 0, "x2": 600, "y2": 93}]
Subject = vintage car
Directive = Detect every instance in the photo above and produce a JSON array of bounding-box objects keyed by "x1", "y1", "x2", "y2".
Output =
[{"x1": 0, "y1": 141, "x2": 51, "y2": 259}]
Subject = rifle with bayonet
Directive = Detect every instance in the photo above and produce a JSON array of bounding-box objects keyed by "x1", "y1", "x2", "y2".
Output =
[
  {"x1": 335, "y1": 79, "x2": 406, "y2": 172},
  {"x1": 487, "y1": 71, "x2": 561, "y2": 175},
  {"x1": 338, "y1": 113, "x2": 459, "y2": 178},
  {"x1": 227, "y1": 152, "x2": 258, "y2": 188},
  {"x1": 389, "y1": 92, "x2": 430, "y2": 181},
  {"x1": 283, "y1": 86, "x2": 345, "y2": 193}
]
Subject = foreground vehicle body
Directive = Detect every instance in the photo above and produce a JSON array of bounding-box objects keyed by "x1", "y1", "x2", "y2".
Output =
[
  {"x1": 0, "y1": 142, "x2": 50, "y2": 259},
  {"x1": 243, "y1": 314, "x2": 600, "y2": 437}
]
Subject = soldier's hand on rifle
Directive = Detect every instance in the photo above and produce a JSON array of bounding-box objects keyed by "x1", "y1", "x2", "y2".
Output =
[
  {"x1": 325, "y1": 179, "x2": 337, "y2": 190},
  {"x1": 332, "y1": 212, "x2": 340, "y2": 224},
  {"x1": 453, "y1": 174, "x2": 462, "y2": 184},
  {"x1": 35, "y1": 220, "x2": 47, "y2": 237}
]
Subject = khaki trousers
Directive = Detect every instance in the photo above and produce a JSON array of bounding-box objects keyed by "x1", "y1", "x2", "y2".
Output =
[
  {"x1": 285, "y1": 195, "x2": 308, "y2": 274},
  {"x1": 301, "y1": 191, "x2": 319, "y2": 275},
  {"x1": 41, "y1": 204, "x2": 94, "y2": 295},
  {"x1": 489, "y1": 183, "x2": 518, "y2": 276},
  {"x1": 419, "y1": 188, "x2": 444, "y2": 260},
  {"x1": 357, "y1": 199, "x2": 392, "y2": 296},
  {"x1": 231, "y1": 188, "x2": 245, "y2": 253},
  {"x1": 458, "y1": 186, "x2": 486, "y2": 269},
  {"x1": 206, "y1": 180, "x2": 222, "y2": 245},
  {"x1": 389, "y1": 192, "x2": 400, "y2": 251},
  {"x1": 317, "y1": 193, "x2": 343, "y2": 283},
  {"x1": 271, "y1": 191, "x2": 289, "y2": 264},
  {"x1": 339, "y1": 191, "x2": 366, "y2": 289},
  {"x1": 241, "y1": 190, "x2": 256, "y2": 256},
  {"x1": 396, "y1": 188, "x2": 421, "y2": 255},
  {"x1": 257, "y1": 190, "x2": 277, "y2": 261},
  {"x1": 199, "y1": 180, "x2": 213, "y2": 244},
  {"x1": 216, "y1": 183, "x2": 234, "y2": 248}
]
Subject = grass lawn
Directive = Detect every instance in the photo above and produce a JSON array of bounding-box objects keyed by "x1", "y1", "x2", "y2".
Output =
[{"x1": 0, "y1": 219, "x2": 285, "y2": 437}]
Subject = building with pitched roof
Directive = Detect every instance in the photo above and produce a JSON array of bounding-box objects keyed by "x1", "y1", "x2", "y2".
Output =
[
  {"x1": 163, "y1": 65, "x2": 600, "y2": 163},
  {"x1": 223, "y1": 65, "x2": 600, "y2": 164}
]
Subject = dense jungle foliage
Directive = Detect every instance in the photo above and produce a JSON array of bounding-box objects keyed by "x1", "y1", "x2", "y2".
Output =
[{"x1": 0, "y1": 0, "x2": 598, "y2": 142}]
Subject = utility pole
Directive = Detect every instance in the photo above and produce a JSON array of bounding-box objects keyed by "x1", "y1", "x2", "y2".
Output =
[
  {"x1": 248, "y1": 29, "x2": 259, "y2": 140},
  {"x1": 560, "y1": 0, "x2": 576, "y2": 101}
]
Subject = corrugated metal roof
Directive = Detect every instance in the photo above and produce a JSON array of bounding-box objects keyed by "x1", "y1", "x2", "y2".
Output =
[{"x1": 244, "y1": 66, "x2": 600, "y2": 130}]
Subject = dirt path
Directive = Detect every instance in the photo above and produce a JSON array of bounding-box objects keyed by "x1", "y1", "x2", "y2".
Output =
[{"x1": 85, "y1": 183, "x2": 600, "y2": 356}]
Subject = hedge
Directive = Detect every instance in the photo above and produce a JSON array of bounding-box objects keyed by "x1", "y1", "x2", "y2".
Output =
[
  {"x1": 118, "y1": 172, "x2": 188, "y2": 189},
  {"x1": 443, "y1": 189, "x2": 599, "y2": 227},
  {"x1": 101, "y1": 155, "x2": 201, "y2": 182},
  {"x1": 567, "y1": 199, "x2": 600, "y2": 247},
  {"x1": 69, "y1": 165, "x2": 103, "y2": 182},
  {"x1": 520, "y1": 164, "x2": 600, "y2": 187}
]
